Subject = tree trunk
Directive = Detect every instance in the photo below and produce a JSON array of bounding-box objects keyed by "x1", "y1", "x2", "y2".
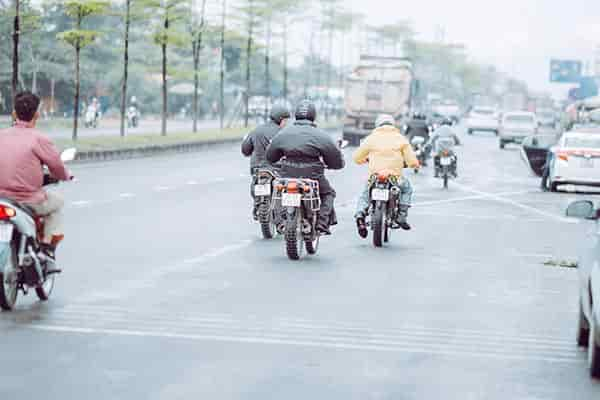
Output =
[
  {"x1": 325, "y1": 12, "x2": 333, "y2": 122},
  {"x1": 219, "y1": 0, "x2": 226, "y2": 130},
  {"x1": 192, "y1": 0, "x2": 207, "y2": 133},
  {"x1": 73, "y1": 46, "x2": 80, "y2": 141},
  {"x1": 50, "y1": 78, "x2": 55, "y2": 116},
  {"x1": 161, "y1": 14, "x2": 169, "y2": 136},
  {"x1": 11, "y1": 0, "x2": 19, "y2": 107},
  {"x1": 244, "y1": 0, "x2": 252, "y2": 128},
  {"x1": 120, "y1": 0, "x2": 130, "y2": 137},
  {"x1": 264, "y1": 16, "x2": 271, "y2": 122}
]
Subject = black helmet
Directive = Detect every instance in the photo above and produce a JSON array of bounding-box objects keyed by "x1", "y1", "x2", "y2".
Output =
[
  {"x1": 270, "y1": 105, "x2": 290, "y2": 125},
  {"x1": 295, "y1": 100, "x2": 317, "y2": 122},
  {"x1": 441, "y1": 117, "x2": 453, "y2": 126}
]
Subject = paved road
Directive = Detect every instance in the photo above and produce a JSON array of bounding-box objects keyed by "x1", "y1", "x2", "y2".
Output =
[{"x1": 1, "y1": 125, "x2": 600, "y2": 399}]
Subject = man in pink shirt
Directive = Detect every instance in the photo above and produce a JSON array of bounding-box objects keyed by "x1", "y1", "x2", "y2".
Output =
[{"x1": 0, "y1": 92, "x2": 71, "y2": 258}]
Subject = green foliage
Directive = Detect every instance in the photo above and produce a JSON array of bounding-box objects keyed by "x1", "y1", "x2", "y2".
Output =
[
  {"x1": 57, "y1": 29, "x2": 99, "y2": 48},
  {"x1": 63, "y1": 0, "x2": 110, "y2": 19}
]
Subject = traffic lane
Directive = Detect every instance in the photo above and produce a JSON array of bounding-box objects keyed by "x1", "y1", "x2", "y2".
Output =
[{"x1": 1, "y1": 328, "x2": 597, "y2": 400}]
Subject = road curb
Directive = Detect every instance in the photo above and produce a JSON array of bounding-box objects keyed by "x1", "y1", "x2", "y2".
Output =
[{"x1": 73, "y1": 137, "x2": 242, "y2": 163}]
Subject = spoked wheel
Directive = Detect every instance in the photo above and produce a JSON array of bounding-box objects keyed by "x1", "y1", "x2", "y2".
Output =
[
  {"x1": 35, "y1": 270, "x2": 55, "y2": 301},
  {"x1": 284, "y1": 210, "x2": 303, "y2": 260},
  {"x1": 258, "y1": 202, "x2": 275, "y2": 239},
  {"x1": 0, "y1": 245, "x2": 19, "y2": 311},
  {"x1": 372, "y1": 203, "x2": 385, "y2": 248}
]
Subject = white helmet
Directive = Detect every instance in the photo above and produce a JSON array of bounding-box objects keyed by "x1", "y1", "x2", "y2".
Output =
[{"x1": 375, "y1": 114, "x2": 395, "y2": 127}]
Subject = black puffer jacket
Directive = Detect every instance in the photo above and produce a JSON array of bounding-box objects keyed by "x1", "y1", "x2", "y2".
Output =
[
  {"x1": 241, "y1": 120, "x2": 281, "y2": 171},
  {"x1": 405, "y1": 118, "x2": 431, "y2": 142},
  {"x1": 265, "y1": 120, "x2": 344, "y2": 179}
]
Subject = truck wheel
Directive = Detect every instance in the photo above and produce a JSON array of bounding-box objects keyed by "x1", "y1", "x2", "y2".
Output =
[{"x1": 499, "y1": 140, "x2": 505, "y2": 149}]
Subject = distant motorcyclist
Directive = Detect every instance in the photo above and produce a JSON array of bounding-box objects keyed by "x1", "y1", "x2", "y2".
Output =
[
  {"x1": 353, "y1": 114, "x2": 419, "y2": 236},
  {"x1": 242, "y1": 105, "x2": 291, "y2": 217},
  {"x1": 266, "y1": 100, "x2": 344, "y2": 235},
  {"x1": 405, "y1": 112, "x2": 431, "y2": 143},
  {"x1": 427, "y1": 118, "x2": 461, "y2": 178},
  {"x1": 0, "y1": 92, "x2": 72, "y2": 259}
]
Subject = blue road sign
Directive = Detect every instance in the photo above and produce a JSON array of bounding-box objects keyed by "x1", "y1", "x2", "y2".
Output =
[{"x1": 550, "y1": 59, "x2": 583, "y2": 83}]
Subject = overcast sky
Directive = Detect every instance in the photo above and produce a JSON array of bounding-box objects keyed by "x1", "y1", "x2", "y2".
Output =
[{"x1": 347, "y1": 0, "x2": 600, "y2": 96}]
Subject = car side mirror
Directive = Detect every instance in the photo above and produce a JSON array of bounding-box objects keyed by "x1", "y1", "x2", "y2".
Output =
[
  {"x1": 60, "y1": 148, "x2": 77, "y2": 162},
  {"x1": 566, "y1": 200, "x2": 596, "y2": 219}
]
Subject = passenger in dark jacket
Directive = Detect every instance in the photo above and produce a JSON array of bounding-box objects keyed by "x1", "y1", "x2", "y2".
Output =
[
  {"x1": 241, "y1": 105, "x2": 290, "y2": 172},
  {"x1": 405, "y1": 113, "x2": 431, "y2": 143},
  {"x1": 266, "y1": 100, "x2": 344, "y2": 235}
]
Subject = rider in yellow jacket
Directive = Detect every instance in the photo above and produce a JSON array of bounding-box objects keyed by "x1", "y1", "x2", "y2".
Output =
[{"x1": 352, "y1": 114, "x2": 420, "y2": 237}]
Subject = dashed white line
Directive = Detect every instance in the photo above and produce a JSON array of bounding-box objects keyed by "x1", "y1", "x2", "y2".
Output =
[
  {"x1": 71, "y1": 200, "x2": 91, "y2": 207},
  {"x1": 119, "y1": 193, "x2": 135, "y2": 198}
]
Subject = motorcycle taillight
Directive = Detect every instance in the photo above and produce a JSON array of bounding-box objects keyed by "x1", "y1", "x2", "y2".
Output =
[{"x1": 0, "y1": 206, "x2": 16, "y2": 220}]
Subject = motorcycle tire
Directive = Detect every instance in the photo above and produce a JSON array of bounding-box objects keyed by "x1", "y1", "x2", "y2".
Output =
[
  {"x1": 589, "y1": 308, "x2": 600, "y2": 378},
  {"x1": 284, "y1": 210, "x2": 303, "y2": 260},
  {"x1": 372, "y1": 202, "x2": 385, "y2": 248},
  {"x1": 258, "y1": 202, "x2": 275, "y2": 239},
  {"x1": 35, "y1": 270, "x2": 55, "y2": 301},
  {"x1": 0, "y1": 245, "x2": 18, "y2": 311}
]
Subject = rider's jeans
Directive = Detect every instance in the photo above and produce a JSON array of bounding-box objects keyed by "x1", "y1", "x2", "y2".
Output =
[
  {"x1": 354, "y1": 178, "x2": 413, "y2": 218},
  {"x1": 24, "y1": 190, "x2": 65, "y2": 242}
]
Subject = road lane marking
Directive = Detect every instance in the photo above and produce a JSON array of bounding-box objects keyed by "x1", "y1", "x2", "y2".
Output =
[
  {"x1": 153, "y1": 186, "x2": 172, "y2": 191},
  {"x1": 27, "y1": 323, "x2": 580, "y2": 363},
  {"x1": 414, "y1": 190, "x2": 536, "y2": 207},
  {"x1": 71, "y1": 200, "x2": 91, "y2": 207},
  {"x1": 451, "y1": 183, "x2": 577, "y2": 224},
  {"x1": 119, "y1": 193, "x2": 135, "y2": 198}
]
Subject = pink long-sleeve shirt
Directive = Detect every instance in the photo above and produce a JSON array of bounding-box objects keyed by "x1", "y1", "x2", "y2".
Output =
[{"x1": 0, "y1": 121, "x2": 70, "y2": 204}]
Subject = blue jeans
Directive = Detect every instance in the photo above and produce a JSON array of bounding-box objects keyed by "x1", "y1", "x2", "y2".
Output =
[{"x1": 354, "y1": 178, "x2": 413, "y2": 218}]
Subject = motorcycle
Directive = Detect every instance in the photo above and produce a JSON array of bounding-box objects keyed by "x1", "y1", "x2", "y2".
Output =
[
  {"x1": 411, "y1": 136, "x2": 427, "y2": 172},
  {"x1": 366, "y1": 173, "x2": 401, "y2": 247},
  {"x1": 273, "y1": 178, "x2": 321, "y2": 260},
  {"x1": 0, "y1": 148, "x2": 76, "y2": 311},
  {"x1": 435, "y1": 145, "x2": 457, "y2": 189},
  {"x1": 127, "y1": 106, "x2": 139, "y2": 128},
  {"x1": 253, "y1": 168, "x2": 281, "y2": 239}
]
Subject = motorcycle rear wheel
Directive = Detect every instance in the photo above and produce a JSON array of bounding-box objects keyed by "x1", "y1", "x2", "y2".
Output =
[
  {"x1": 0, "y1": 245, "x2": 18, "y2": 311},
  {"x1": 258, "y1": 202, "x2": 275, "y2": 239},
  {"x1": 443, "y1": 173, "x2": 449, "y2": 189},
  {"x1": 372, "y1": 203, "x2": 385, "y2": 248},
  {"x1": 285, "y1": 211, "x2": 303, "y2": 260}
]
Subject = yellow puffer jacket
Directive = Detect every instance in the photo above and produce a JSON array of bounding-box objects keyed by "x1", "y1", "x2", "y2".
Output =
[{"x1": 352, "y1": 125, "x2": 419, "y2": 176}]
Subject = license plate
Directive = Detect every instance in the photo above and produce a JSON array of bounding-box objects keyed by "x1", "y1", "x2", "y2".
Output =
[
  {"x1": 281, "y1": 193, "x2": 301, "y2": 207},
  {"x1": 581, "y1": 158, "x2": 594, "y2": 168},
  {"x1": 254, "y1": 184, "x2": 271, "y2": 196},
  {"x1": 371, "y1": 188, "x2": 390, "y2": 201},
  {"x1": 441, "y1": 157, "x2": 452, "y2": 166},
  {"x1": 0, "y1": 224, "x2": 13, "y2": 243}
]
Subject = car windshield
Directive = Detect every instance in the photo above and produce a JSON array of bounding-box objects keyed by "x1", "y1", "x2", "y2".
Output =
[
  {"x1": 505, "y1": 115, "x2": 534, "y2": 123},
  {"x1": 564, "y1": 136, "x2": 600, "y2": 149}
]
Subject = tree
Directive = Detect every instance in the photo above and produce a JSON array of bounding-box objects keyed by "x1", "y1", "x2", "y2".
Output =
[
  {"x1": 58, "y1": 0, "x2": 109, "y2": 140},
  {"x1": 12, "y1": 0, "x2": 20, "y2": 104},
  {"x1": 119, "y1": 0, "x2": 132, "y2": 137},
  {"x1": 144, "y1": 0, "x2": 188, "y2": 136},
  {"x1": 219, "y1": 0, "x2": 226, "y2": 130},
  {"x1": 190, "y1": 0, "x2": 207, "y2": 132}
]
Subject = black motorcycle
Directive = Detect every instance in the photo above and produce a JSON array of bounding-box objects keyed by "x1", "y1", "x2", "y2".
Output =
[
  {"x1": 367, "y1": 173, "x2": 401, "y2": 247},
  {"x1": 273, "y1": 178, "x2": 321, "y2": 260},
  {"x1": 252, "y1": 168, "x2": 280, "y2": 239}
]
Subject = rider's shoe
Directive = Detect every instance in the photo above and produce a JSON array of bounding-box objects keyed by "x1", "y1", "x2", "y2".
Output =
[
  {"x1": 317, "y1": 225, "x2": 332, "y2": 236},
  {"x1": 397, "y1": 205, "x2": 412, "y2": 231},
  {"x1": 39, "y1": 243, "x2": 56, "y2": 261},
  {"x1": 356, "y1": 216, "x2": 368, "y2": 238}
]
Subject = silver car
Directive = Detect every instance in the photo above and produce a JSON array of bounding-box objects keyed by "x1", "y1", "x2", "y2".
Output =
[
  {"x1": 547, "y1": 131, "x2": 600, "y2": 192},
  {"x1": 565, "y1": 200, "x2": 600, "y2": 378},
  {"x1": 499, "y1": 111, "x2": 537, "y2": 149}
]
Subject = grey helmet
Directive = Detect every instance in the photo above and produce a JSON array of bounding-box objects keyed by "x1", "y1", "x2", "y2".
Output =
[
  {"x1": 270, "y1": 105, "x2": 291, "y2": 125},
  {"x1": 295, "y1": 99, "x2": 317, "y2": 122}
]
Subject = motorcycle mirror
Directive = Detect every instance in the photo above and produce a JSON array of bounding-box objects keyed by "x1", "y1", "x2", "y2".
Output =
[{"x1": 60, "y1": 148, "x2": 77, "y2": 162}]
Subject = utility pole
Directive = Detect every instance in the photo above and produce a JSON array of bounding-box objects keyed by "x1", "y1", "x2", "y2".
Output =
[{"x1": 219, "y1": 0, "x2": 226, "y2": 130}]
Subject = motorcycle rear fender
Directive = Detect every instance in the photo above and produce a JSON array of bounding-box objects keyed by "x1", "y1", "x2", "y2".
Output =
[{"x1": 0, "y1": 242, "x2": 10, "y2": 268}]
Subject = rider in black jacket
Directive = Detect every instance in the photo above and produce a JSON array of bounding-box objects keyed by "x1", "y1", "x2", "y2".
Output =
[
  {"x1": 266, "y1": 100, "x2": 344, "y2": 235},
  {"x1": 242, "y1": 105, "x2": 290, "y2": 218}
]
